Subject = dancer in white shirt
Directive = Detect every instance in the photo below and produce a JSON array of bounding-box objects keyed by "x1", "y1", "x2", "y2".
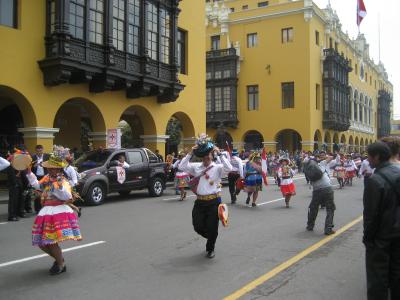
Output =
[{"x1": 179, "y1": 134, "x2": 233, "y2": 258}]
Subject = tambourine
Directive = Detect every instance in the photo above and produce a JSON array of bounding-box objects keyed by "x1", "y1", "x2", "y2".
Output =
[
  {"x1": 218, "y1": 203, "x2": 229, "y2": 227},
  {"x1": 11, "y1": 154, "x2": 32, "y2": 171}
]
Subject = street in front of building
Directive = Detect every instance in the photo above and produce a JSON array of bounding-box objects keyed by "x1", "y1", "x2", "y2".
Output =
[{"x1": 0, "y1": 178, "x2": 366, "y2": 300}]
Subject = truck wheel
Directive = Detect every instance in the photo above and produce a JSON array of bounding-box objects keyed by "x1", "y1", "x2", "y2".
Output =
[
  {"x1": 148, "y1": 177, "x2": 164, "y2": 197},
  {"x1": 85, "y1": 182, "x2": 106, "y2": 206}
]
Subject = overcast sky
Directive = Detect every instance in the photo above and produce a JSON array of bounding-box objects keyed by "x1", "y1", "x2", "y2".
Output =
[{"x1": 313, "y1": 0, "x2": 400, "y2": 119}]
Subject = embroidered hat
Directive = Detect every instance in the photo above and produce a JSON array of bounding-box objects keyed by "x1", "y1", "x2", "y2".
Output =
[
  {"x1": 193, "y1": 133, "x2": 215, "y2": 157},
  {"x1": 42, "y1": 145, "x2": 70, "y2": 169}
]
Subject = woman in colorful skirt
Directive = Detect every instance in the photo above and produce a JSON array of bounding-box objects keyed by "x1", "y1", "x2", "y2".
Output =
[
  {"x1": 334, "y1": 160, "x2": 346, "y2": 189},
  {"x1": 244, "y1": 152, "x2": 264, "y2": 207},
  {"x1": 278, "y1": 157, "x2": 296, "y2": 208},
  {"x1": 26, "y1": 146, "x2": 82, "y2": 275},
  {"x1": 344, "y1": 154, "x2": 357, "y2": 186},
  {"x1": 173, "y1": 152, "x2": 190, "y2": 201}
]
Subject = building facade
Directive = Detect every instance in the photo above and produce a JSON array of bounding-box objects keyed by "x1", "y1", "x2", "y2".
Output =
[
  {"x1": 392, "y1": 119, "x2": 400, "y2": 137},
  {"x1": 0, "y1": 0, "x2": 205, "y2": 156},
  {"x1": 205, "y1": 0, "x2": 393, "y2": 153}
]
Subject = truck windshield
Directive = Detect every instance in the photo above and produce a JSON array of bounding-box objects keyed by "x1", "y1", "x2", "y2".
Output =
[{"x1": 75, "y1": 150, "x2": 113, "y2": 171}]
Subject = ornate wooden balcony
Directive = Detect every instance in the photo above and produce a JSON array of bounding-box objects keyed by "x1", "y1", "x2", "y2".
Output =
[
  {"x1": 377, "y1": 89, "x2": 392, "y2": 138},
  {"x1": 206, "y1": 111, "x2": 239, "y2": 129},
  {"x1": 322, "y1": 48, "x2": 352, "y2": 131},
  {"x1": 38, "y1": 0, "x2": 184, "y2": 103}
]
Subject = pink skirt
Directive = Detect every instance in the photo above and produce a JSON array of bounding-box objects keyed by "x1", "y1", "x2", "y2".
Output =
[
  {"x1": 32, "y1": 204, "x2": 82, "y2": 246},
  {"x1": 280, "y1": 183, "x2": 296, "y2": 196}
]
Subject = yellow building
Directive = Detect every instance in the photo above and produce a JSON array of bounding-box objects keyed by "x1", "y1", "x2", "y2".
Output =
[
  {"x1": 205, "y1": 0, "x2": 393, "y2": 153},
  {"x1": 392, "y1": 119, "x2": 400, "y2": 137},
  {"x1": 0, "y1": 0, "x2": 205, "y2": 157}
]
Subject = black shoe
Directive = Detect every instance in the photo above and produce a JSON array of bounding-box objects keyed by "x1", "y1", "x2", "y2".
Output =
[
  {"x1": 324, "y1": 230, "x2": 336, "y2": 236},
  {"x1": 306, "y1": 226, "x2": 313, "y2": 231},
  {"x1": 246, "y1": 197, "x2": 250, "y2": 205},
  {"x1": 251, "y1": 202, "x2": 257, "y2": 207},
  {"x1": 49, "y1": 264, "x2": 66, "y2": 275},
  {"x1": 18, "y1": 213, "x2": 26, "y2": 218},
  {"x1": 320, "y1": 206, "x2": 325, "y2": 209},
  {"x1": 8, "y1": 216, "x2": 19, "y2": 221},
  {"x1": 25, "y1": 208, "x2": 33, "y2": 213},
  {"x1": 206, "y1": 251, "x2": 215, "y2": 259},
  {"x1": 231, "y1": 200, "x2": 236, "y2": 204},
  {"x1": 78, "y1": 207, "x2": 82, "y2": 218}
]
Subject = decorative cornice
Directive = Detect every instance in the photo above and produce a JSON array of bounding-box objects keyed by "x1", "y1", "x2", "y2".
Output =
[
  {"x1": 262, "y1": 141, "x2": 278, "y2": 146},
  {"x1": 140, "y1": 135, "x2": 170, "y2": 143},
  {"x1": 18, "y1": 127, "x2": 60, "y2": 139}
]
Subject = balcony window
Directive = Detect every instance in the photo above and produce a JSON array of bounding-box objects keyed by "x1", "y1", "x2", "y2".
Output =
[
  {"x1": 70, "y1": 0, "x2": 85, "y2": 39},
  {"x1": 89, "y1": 0, "x2": 104, "y2": 44},
  {"x1": 177, "y1": 29, "x2": 187, "y2": 74},
  {"x1": 0, "y1": 0, "x2": 17, "y2": 28},
  {"x1": 113, "y1": 0, "x2": 125, "y2": 51},
  {"x1": 257, "y1": 1, "x2": 268, "y2": 7},
  {"x1": 206, "y1": 72, "x2": 212, "y2": 80},
  {"x1": 281, "y1": 27, "x2": 293, "y2": 43},
  {"x1": 247, "y1": 85, "x2": 259, "y2": 111},
  {"x1": 223, "y1": 70, "x2": 231, "y2": 78},
  {"x1": 160, "y1": 8, "x2": 171, "y2": 64},
  {"x1": 315, "y1": 30, "x2": 319, "y2": 46},
  {"x1": 215, "y1": 71, "x2": 222, "y2": 79},
  {"x1": 146, "y1": 2, "x2": 158, "y2": 60},
  {"x1": 223, "y1": 87, "x2": 231, "y2": 111},
  {"x1": 282, "y1": 82, "x2": 294, "y2": 108},
  {"x1": 50, "y1": 0, "x2": 56, "y2": 33},
  {"x1": 206, "y1": 88, "x2": 212, "y2": 112},
  {"x1": 127, "y1": 0, "x2": 140, "y2": 54},
  {"x1": 215, "y1": 88, "x2": 222, "y2": 112}
]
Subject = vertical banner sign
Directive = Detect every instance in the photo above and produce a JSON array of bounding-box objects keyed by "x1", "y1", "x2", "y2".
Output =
[
  {"x1": 116, "y1": 166, "x2": 126, "y2": 184},
  {"x1": 107, "y1": 129, "x2": 121, "y2": 149}
]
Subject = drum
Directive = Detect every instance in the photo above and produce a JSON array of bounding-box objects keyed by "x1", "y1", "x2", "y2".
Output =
[{"x1": 11, "y1": 154, "x2": 32, "y2": 171}]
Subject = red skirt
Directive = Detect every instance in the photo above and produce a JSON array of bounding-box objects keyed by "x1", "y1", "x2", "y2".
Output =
[
  {"x1": 346, "y1": 170, "x2": 356, "y2": 178},
  {"x1": 280, "y1": 183, "x2": 296, "y2": 196}
]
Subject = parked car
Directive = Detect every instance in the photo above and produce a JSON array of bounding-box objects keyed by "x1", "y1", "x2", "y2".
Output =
[{"x1": 75, "y1": 148, "x2": 167, "y2": 205}]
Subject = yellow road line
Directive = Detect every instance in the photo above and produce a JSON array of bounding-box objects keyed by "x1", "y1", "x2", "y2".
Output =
[{"x1": 223, "y1": 215, "x2": 363, "y2": 300}]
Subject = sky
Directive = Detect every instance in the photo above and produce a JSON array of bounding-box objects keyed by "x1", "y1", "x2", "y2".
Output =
[{"x1": 313, "y1": 0, "x2": 400, "y2": 119}]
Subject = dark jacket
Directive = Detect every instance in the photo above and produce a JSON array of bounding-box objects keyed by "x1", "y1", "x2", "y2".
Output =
[
  {"x1": 363, "y1": 162, "x2": 400, "y2": 246},
  {"x1": 31, "y1": 153, "x2": 50, "y2": 176},
  {"x1": 6, "y1": 166, "x2": 28, "y2": 189}
]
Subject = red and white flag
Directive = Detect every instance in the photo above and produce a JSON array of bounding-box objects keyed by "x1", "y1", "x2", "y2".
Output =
[{"x1": 357, "y1": 0, "x2": 367, "y2": 26}]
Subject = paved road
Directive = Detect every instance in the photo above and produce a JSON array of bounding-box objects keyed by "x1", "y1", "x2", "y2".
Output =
[{"x1": 0, "y1": 176, "x2": 367, "y2": 300}]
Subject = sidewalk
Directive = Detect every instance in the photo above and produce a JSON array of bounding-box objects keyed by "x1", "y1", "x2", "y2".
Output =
[{"x1": 0, "y1": 190, "x2": 7, "y2": 204}]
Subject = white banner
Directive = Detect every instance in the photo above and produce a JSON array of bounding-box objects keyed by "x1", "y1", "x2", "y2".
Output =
[
  {"x1": 116, "y1": 166, "x2": 126, "y2": 184},
  {"x1": 107, "y1": 129, "x2": 121, "y2": 149}
]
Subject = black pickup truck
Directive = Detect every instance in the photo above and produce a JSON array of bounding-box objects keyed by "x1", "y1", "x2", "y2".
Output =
[{"x1": 75, "y1": 148, "x2": 167, "y2": 205}]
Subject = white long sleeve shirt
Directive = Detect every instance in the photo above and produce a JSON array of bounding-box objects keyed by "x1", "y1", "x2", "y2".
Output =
[
  {"x1": 360, "y1": 159, "x2": 374, "y2": 177},
  {"x1": 179, "y1": 153, "x2": 233, "y2": 196},
  {"x1": 26, "y1": 172, "x2": 72, "y2": 201},
  {"x1": 0, "y1": 157, "x2": 10, "y2": 171},
  {"x1": 230, "y1": 156, "x2": 244, "y2": 178},
  {"x1": 64, "y1": 165, "x2": 78, "y2": 187}
]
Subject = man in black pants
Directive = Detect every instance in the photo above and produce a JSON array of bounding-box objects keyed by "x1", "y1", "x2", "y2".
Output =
[
  {"x1": 179, "y1": 135, "x2": 232, "y2": 258},
  {"x1": 6, "y1": 152, "x2": 27, "y2": 221},
  {"x1": 363, "y1": 142, "x2": 400, "y2": 300},
  {"x1": 227, "y1": 149, "x2": 243, "y2": 204}
]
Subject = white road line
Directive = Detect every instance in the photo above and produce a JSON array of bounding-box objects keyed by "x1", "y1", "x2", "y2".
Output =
[
  {"x1": 0, "y1": 222, "x2": 8, "y2": 225},
  {"x1": 0, "y1": 241, "x2": 106, "y2": 268},
  {"x1": 257, "y1": 198, "x2": 285, "y2": 206},
  {"x1": 162, "y1": 195, "x2": 196, "y2": 201}
]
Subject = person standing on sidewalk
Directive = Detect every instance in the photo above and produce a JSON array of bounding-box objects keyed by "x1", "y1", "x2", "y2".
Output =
[
  {"x1": 363, "y1": 142, "x2": 400, "y2": 300},
  {"x1": 304, "y1": 153, "x2": 339, "y2": 235},
  {"x1": 179, "y1": 134, "x2": 232, "y2": 258},
  {"x1": 227, "y1": 149, "x2": 243, "y2": 204}
]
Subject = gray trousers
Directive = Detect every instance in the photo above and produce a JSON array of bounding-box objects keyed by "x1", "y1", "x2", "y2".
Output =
[{"x1": 307, "y1": 187, "x2": 335, "y2": 232}]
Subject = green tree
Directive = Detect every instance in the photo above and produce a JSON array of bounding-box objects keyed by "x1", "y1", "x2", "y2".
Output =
[{"x1": 166, "y1": 118, "x2": 182, "y2": 146}]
